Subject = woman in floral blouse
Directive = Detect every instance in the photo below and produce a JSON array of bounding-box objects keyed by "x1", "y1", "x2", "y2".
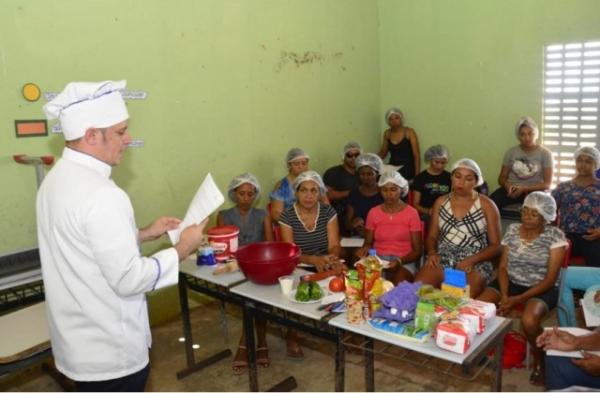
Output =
[{"x1": 551, "y1": 146, "x2": 600, "y2": 267}]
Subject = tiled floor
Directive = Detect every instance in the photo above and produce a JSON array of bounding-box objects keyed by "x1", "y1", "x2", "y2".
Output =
[{"x1": 1, "y1": 298, "x2": 544, "y2": 392}]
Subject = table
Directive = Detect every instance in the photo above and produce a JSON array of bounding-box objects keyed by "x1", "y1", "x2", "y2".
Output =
[
  {"x1": 230, "y1": 269, "x2": 343, "y2": 392},
  {"x1": 177, "y1": 259, "x2": 246, "y2": 379},
  {"x1": 329, "y1": 313, "x2": 513, "y2": 391}
]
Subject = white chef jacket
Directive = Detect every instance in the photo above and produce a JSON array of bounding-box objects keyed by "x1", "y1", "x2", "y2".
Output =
[{"x1": 36, "y1": 147, "x2": 179, "y2": 381}]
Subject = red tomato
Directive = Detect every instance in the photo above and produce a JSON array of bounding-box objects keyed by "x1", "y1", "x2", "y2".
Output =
[{"x1": 329, "y1": 277, "x2": 345, "y2": 292}]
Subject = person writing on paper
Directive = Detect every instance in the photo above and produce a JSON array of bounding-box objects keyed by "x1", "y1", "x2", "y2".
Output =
[
  {"x1": 216, "y1": 173, "x2": 273, "y2": 374},
  {"x1": 537, "y1": 328, "x2": 600, "y2": 390},
  {"x1": 38, "y1": 81, "x2": 207, "y2": 391}
]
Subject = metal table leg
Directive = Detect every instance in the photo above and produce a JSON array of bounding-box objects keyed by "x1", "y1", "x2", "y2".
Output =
[
  {"x1": 364, "y1": 337, "x2": 374, "y2": 391},
  {"x1": 492, "y1": 333, "x2": 506, "y2": 391},
  {"x1": 176, "y1": 273, "x2": 231, "y2": 380},
  {"x1": 335, "y1": 329, "x2": 346, "y2": 392},
  {"x1": 243, "y1": 301, "x2": 259, "y2": 392}
]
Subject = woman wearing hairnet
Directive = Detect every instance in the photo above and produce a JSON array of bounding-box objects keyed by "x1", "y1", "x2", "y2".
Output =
[
  {"x1": 378, "y1": 107, "x2": 420, "y2": 181},
  {"x1": 416, "y1": 159, "x2": 502, "y2": 297},
  {"x1": 478, "y1": 192, "x2": 567, "y2": 386},
  {"x1": 217, "y1": 173, "x2": 273, "y2": 374},
  {"x1": 279, "y1": 171, "x2": 343, "y2": 357},
  {"x1": 551, "y1": 146, "x2": 600, "y2": 267},
  {"x1": 412, "y1": 145, "x2": 452, "y2": 222},
  {"x1": 269, "y1": 147, "x2": 311, "y2": 222},
  {"x1": 345, "y1": 153, "x2": 384, "y2": 237},
  {"x1": 490, "y1": 117, "x2": 554, "y2": 210},
  {"x1": 357, "y1": 172, "x2": 423, "y2": 284}
]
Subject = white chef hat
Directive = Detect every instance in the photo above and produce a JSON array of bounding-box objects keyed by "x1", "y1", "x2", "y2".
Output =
[
  {"x1": 377, "y1": 171, "x2": 409, "y2": 197},
  {"x1": 293, "y1": 170, "x2": 327, "y2": 195},
  {"x1": 522, "y1": 191, "x2": 557, "y2": 223},
  {"x1": 43, "y1": 80, "x2": 129, "y2": 141},
  {"x1": 451, "y1": 158, "x2": 484, "y2": 186}
]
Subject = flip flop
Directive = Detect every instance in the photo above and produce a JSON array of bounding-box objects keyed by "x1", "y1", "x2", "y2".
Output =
[
  {"x1": 529, "y1": 366, "x2": 545, "y2": 387},
  {"x1": 286, "y1": 341, "x2": 304, "y2": 359},
  {"x1": 256, "y1": 347, "x2": 270, "y2": 368},
  {"x1": 232, "y1": 345, "x2": 248, "y2": 375}
]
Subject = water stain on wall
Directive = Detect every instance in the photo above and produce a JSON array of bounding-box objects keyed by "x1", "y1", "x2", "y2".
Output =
[{"x1": 275, "y1": 50, "x2": 344, "y2": 72}]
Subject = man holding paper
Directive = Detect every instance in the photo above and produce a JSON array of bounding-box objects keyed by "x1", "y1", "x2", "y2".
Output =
[
  {"x1": 37, "y1": 80, "x2": 207, "y2": 391},
  {"x1": 537, "y1": 327, "x2": 600, "y2": 390}
]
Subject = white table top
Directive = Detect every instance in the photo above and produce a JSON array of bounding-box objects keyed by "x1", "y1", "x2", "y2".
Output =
[
  {"x1": 329, "y1": 313, "x2": 510, "y2": 365},
  {"x1": 230, "y1": 269, "x2": 332, "y2": 321},
  {"x1": 179, "y1": 258, "x2": 246, "y2": 288},
  {"x1": 0, "y1": 302, "x2": 50, "y2": 363}
]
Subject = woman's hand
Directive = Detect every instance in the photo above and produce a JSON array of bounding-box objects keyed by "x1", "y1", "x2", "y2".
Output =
[
  {"x1": 424, "y1": 253, "x2": 441, "y2": 269},
  {"x1": 351, "y1": 217, "x2": 365, "y2": 230},
  {"x1": 455, "y1": 259, "x2": 474, "y2": 274},
  {"x1": 356, "y1": 246, "x2": 369, "y2": 259},
  {"x1": 583, "y1": 228, "x2": 600, "y2": 241},
  {"x1": 313, "y1": 255, "x2": 346, "y2": 274},
  {"x1": 572, "y1": 353, "x2": 600, "y2": 376},
  {"x1": 508, "y1": 185, "x2": 526, "y2": 198},
  {"x1": 498, "y1": 295, "x2": 521, "y2": 315}
]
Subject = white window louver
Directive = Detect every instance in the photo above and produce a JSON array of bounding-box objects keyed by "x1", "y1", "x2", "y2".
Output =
[{"x1": 543, "y1": 40, "x2": 600, "y2": 186}]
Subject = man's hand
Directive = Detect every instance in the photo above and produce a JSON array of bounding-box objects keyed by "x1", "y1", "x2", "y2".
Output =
[
  {"x1": 536, "y1": 327, "x2": 578, "y2": 351},
  {"x1": 139, "y1": 216, "x2": 181, "y2": 243},
  {"x1": 572, "y1": 352, "x2": 600, "y2": 376},
  {"x1": 175, "y1": 218, "x2": 209, "y2": 261}
]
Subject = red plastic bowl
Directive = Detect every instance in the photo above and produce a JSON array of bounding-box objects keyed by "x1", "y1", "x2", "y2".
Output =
[{"x1": 235, "y1": 241, "x2": 300, "y2": 285}]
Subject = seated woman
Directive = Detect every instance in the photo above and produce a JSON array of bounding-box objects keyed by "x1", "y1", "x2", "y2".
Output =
[
  {"x1": 412, "y1": 145, "x2": 451, "y2": 222},
  {"x1": 551, "y1": 146, "x2": 600, "y2": 267},
  {"x1": 217, "y1": 173, "x2": 273, "y2": 375},
  {"x1": 415, "y1": 158, "x2": 501, "y2": 298},
  {"x1": 269, "y1": 147, "x2": 310, "y2": 222},
  {"x1": 478, "y1": 192, "x2": 567, "y2": 386},
  {"x1": 557, "y1": 266, "x2": 600, "y2": 327},
  {"x1": 279, "y1": 171, "x2": 343, "y2": 357},
  {"x1": 490, "y1": 117, "x2": 554, "y2": 210},
  {"x1": 357, "y1": 171, "x2": 422, "y2": 284},
  {"x1": 378, "y1": 107, "x2": 420, "y2": 182},
  {"x1": 346, "y1": 153, "x2": 384, "y2": 237}
]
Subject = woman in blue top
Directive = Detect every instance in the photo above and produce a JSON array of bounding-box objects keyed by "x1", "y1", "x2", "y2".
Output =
[
  {"x1": 551, "y1": 146, "x2": 600, "y2": 267},
  {"x1": 269, "y1": 147, "x2": 311, "y2": 222},
  {"x1": 217, "y1": 173, "x2": 273, "y2": 375}
]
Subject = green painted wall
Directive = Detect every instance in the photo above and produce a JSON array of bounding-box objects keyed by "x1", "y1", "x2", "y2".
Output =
[
  {"x1": 378, "y1": 0, "x2": 600, "y2": 187},
  {"x1": 0, "y1": 0, "x2": 381, "y2": 255}
]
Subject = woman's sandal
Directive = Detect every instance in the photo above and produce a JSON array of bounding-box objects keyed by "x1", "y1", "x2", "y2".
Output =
[
  {"x1": 286, "y1": 340, "x2": 304, "y2": 359},
  {"x1": 232, "y1": 345, "x2": 248, "y2": 375},
  {"x1": 529, "y1": 366, "x2": 545, "y2": 387},
  {"x1": 256, "y1": 347, "x2": 270, "y2": 368}
]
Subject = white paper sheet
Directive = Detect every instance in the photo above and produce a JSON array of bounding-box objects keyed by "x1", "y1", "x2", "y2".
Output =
[
  {"x1": 340, "y1": 237, "x2": 364, "y2": 248},
  {"x1": 545, "y1": 327, "x2": 600, "y2": 358},
  {"x1": 167, "y1": 173, "x2": 225, "y2": 244},
  {"x1": 582, "y1": 299, "x2": 600, "y2": 327}
]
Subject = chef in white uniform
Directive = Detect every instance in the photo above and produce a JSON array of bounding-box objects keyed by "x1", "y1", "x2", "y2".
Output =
[{"x1": 37, "y1": 80, "x2": 206, "y2": 391}]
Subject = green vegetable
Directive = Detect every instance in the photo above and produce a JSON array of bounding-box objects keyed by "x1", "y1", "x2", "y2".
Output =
[
  {"x1": 295, "y1": 281, "x2": 311, "y2": 302},
  {"x1": 309, "y1": 281, "x2": 323, "y2": 300}
]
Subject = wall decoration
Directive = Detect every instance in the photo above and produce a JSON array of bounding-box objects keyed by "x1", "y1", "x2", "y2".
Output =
[
  {"x1": 22, "y1": 83, "x2": 41, "y2": 102},
  {"x1": 15, "y1": 120, "x2": 48, "y2": 138}
]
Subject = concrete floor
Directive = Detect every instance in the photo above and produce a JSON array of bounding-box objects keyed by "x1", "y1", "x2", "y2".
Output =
[{"x1": 0, "y1": 295, "x2": 546, "y2": 392}]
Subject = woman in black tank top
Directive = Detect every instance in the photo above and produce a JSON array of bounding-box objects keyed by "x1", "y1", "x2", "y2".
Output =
[{"x1": 378, "y1": 107, "x2": 421, "y2": 181}]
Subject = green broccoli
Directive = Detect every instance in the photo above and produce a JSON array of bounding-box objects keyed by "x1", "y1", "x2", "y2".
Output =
[
  {"x1": 295, "y1": 281, "x2": 311, "y2": 302},
  {"x1": 309, "y1": 282, "x2": 323, "y2": 300}
]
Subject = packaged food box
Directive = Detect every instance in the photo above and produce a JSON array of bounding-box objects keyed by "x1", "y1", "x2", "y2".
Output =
[
  {"x1": 415, "y1": 301, "x2": 436, "y2": 331},
  {"x1": 435, "y1": 318, "x2": 476, "y2": 354},
  {"x1": 465, "y1": 299, "x2": 496, "y2": 322},
  {"x1": 457, "y1": 306, "x2": 484, "y2": 334}
]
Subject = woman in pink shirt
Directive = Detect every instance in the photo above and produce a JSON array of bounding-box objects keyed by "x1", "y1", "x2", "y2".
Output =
[{"x1": 357, "y1": 171, "x2": 423, "y2": 284}]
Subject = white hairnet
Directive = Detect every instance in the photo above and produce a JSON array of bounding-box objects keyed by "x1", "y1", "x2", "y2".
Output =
[
  {"x1": 227, "y1": 172, "x2": 261, "y2": 203},
  {"x1": 574, "y1": 146, "x2": 600, "y2": 170},
  {"x1": 293, "y1": 170, "x2": 326, "y2": 195},
  {"x1": 451, "y1": 158, "x2": 484, "y2": 186},
  {"x1": 286, "y1": 147, "x2": 310, "y2": 165},
  {"x1": 342, "y1": 141, "x2": 363, "y2": 158},
  {"x1": 377, "y1": 171, "x2": 409, "y2": 197},
  {"x1": 424, "y1": 145, "x2": 449, "y2": 163},
  {"x1": 515, "y1": 116, "x2": 539, "y2": 140},
  {"x1": 385, "y1": 107, "x2": 404, "y2": 125},
  {"x1": 523, "y1": 191, "x2": 557, "y2": 223},
  {"x1": 356, "y1": 153, "x2": 383, "y2": 173}
]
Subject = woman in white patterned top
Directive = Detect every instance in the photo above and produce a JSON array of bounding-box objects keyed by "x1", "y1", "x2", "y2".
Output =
[
  {"x1": 415, "y1": 158, "x2": 502, "y2": 298},
  {"x1": 478, "y1": 191, "x2": 567, "y2": 386}
]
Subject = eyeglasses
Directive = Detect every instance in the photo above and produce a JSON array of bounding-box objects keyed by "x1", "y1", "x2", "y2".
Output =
[{"x1": 345, "y1": 152, "x2": 360, "y2": 158}]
